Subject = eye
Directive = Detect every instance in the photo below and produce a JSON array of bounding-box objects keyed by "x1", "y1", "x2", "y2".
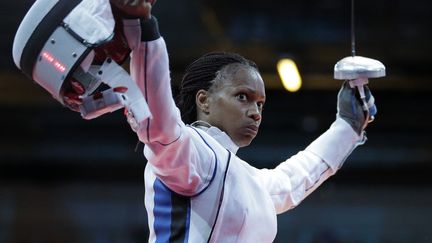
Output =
[
  {"x1": 236, "y1": 93, "x2": 247, "y2": 101},
  {"x1": 257, "y1": 101, "x2": 265, "y2": 110}
]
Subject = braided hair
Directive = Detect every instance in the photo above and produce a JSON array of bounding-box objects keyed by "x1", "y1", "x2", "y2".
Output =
[{"x1": 176, "y1": 51, "x2": 258, "y2": 124}]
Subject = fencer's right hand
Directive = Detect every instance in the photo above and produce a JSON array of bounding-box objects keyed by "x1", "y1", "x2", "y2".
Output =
[
  {"x1": 110, "y1": 0, "x2": 156, "y2": 19},
  {"x1": 62, "y1": 79, "x2": 85, "y2": 112},
  {"x1": 337, "y1": 81, "x2": 377, "y2": 135},
  {"x1": 62, "y1": 80, "x2": 129, "y2": 114}
]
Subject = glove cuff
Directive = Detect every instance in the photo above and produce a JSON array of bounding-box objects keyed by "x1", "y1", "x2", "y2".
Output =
[{"x1": 140, "y1": 15, "x2": 160, "y2": 41}]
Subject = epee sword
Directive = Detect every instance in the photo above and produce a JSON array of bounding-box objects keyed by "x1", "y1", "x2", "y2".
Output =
[{"x1": 334, "y1": 0, "x2": 386, "y2": 122}]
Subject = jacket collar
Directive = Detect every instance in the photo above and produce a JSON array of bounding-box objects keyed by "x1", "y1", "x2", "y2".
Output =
[{"x1": 191, "y1": 121, "x2": 239, "y2": 154}]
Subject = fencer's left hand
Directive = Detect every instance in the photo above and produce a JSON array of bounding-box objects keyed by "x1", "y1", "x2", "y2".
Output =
[
  {"x1": 110, "y1": 0, "x2": 156, "y2": 19},
  {"x1": 337, "y1": 80, "x2": 377, "y2": 135}
]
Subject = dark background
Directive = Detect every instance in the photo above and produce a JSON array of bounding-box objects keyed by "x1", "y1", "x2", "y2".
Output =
[{"x1": 1, "y1": 0, "x2": 431, "y2": 242}]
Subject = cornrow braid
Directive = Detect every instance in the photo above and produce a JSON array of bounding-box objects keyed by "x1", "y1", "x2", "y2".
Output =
[{"x1": 176, "y1": 51, "x2": 258, "y2": 124}]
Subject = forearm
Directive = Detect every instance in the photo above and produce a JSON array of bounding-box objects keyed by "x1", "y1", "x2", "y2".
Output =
[
  {"x1": 305, "y1": 117, "x2": 365, "y2": 172},
  {"x1": 264, "y1": 118, "x2": 365, "y2": 213},
  {"x1": 124, "y1": 17, "x2": 182, "y2": 144},
  {"x1": 267, "y1": 150, "x2": 332, "y2": 213}
]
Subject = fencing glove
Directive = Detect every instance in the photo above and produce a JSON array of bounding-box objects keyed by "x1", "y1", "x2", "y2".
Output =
[{"x1": 337, "y1": 80, "x2": 377, "y2": 135}]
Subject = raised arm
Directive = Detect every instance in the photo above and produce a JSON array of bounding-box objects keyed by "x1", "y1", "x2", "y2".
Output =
[
  {"x1": 124, "y1": 17, "x2": 182, "y2": 145},
  {"x1": 117, "y1": 5, "x2": 217, "y2": 195},
  {"x1": 259, "y1": 82, "x2": 376, "y2": 213}
]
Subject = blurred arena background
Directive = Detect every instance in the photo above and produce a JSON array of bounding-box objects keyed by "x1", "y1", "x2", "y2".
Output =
[{"x1": 1, "y1": 0, "x2": 431, "y2": 242}]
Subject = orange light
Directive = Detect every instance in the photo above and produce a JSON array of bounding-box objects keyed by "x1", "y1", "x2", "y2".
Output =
[
  {"x1": 277, "y1": 58, "x2": 302, "y2": 92},
  {"x1": 42, "y1": 51, "x2": 66, "y2": 73}
]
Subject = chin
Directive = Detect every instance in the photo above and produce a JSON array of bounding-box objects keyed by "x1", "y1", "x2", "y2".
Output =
[{"x1": 236, "y1": 137, "x2": 254, "y2": 148}]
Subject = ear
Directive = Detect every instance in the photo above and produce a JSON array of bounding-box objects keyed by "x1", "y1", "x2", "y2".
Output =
[{"x1": 196, "y1": 89, "x2": 210, "y2": 114}]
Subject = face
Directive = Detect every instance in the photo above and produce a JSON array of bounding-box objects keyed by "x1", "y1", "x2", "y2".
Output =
[{"x1": 200, "y1": 65, "x2": 266, "y2": 147}]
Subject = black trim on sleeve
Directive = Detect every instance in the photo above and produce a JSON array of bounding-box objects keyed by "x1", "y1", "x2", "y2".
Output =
[{"x1": 140, "y1": 15, "x2": 160, "y2": 41}]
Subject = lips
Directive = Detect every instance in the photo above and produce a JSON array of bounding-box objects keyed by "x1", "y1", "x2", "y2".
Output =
[{"x1": 243, "y1": 124, "x2": 259, "y2": 136}]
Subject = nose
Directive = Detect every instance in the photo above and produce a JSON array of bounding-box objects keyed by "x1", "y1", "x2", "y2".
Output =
[{"x1": 247, "y1": 104, "x2": 262, "y2": 122}]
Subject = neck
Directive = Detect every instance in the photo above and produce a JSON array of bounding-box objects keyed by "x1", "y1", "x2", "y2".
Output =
[{"x1": 191, "y1": 120, "x2": 239, "y2": 154}]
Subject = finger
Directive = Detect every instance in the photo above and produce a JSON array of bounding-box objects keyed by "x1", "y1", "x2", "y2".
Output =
[
  {"x1": 113, "y1": 86, "x2": 128, "y2": 93},
  {"x1": 63, "y1": 93, "x2": 82, "y2": 112},
  {"x1": 366, "y1": 94, "x2": 375, "y2": 109},
  {"x1": 64, "y1": 101, "x2": 80, "y2": 112},
  {"x1": 363, "y1": 85, "x2": 372, "y2": 101},
  {"x1": 363, "y1": 87, "x2": 377, "y2": 123},
  {"x1": 128, "y1": 0, "x2": 141, "y2": 7},
  {"x1": 70, "y1": 80, "x2": 85, "y2": 95},
  {"x1": 111, "y1": 0, "x2": 152, "y2": 16},
  {"x1": 369, "y1": 104, "x2": 377, "y2": 118},
  {"x1": 367, "y1": 94, "x2": 377, "y2": 118},
  {"x1": 343, "y1": 80, "x2": 351, "y2": 89},
  {"x1": 64, "y1": 92, "x2": 83, "y2": 105},
  {"x1": 338, "y1": 81, "x2": 355, "y2": 107}
]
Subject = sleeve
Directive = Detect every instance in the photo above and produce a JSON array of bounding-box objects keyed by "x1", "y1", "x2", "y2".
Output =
[
  {"x1": 258, "y1": 118, "x2": 365, "y2": 214},
  {"x1": 122, "y1": 17, "x2": 216, "y2": 196}
]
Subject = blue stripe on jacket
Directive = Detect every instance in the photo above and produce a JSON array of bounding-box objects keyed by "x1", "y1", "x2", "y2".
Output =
[{"x1": 153, "y1": 178, "x2": 191, "y2": 243}]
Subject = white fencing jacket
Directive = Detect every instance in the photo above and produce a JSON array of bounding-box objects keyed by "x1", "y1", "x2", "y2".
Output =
[{"x1": 125, "y1": 17, "x2": 365, "y2": 243}]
